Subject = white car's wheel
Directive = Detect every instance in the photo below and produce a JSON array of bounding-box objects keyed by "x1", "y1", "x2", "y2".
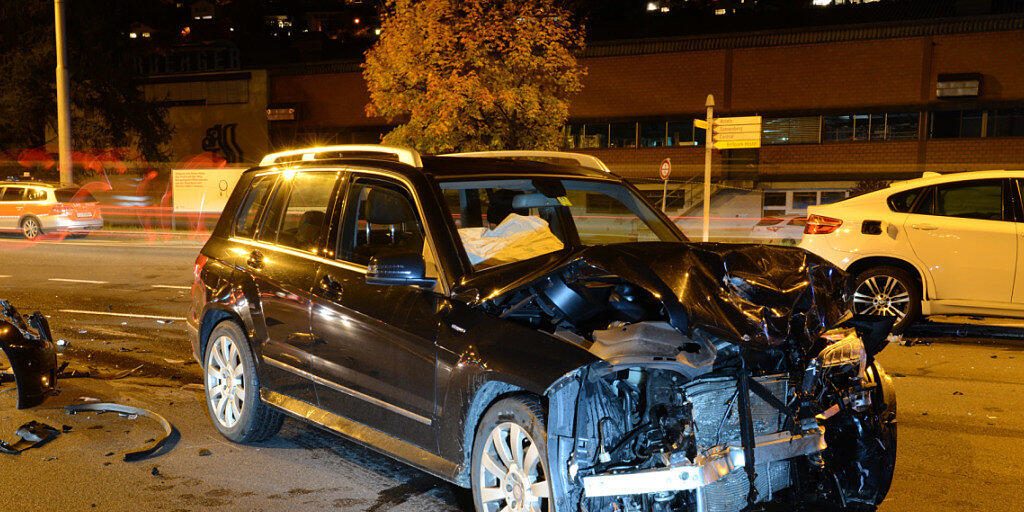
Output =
[
  {"x1": 203, "y1": 321, "x2": 283, "y2": 443},
  {"x1": 852, "y1": 266, "x2": 920, "y2": 333},
  {"x1": 20, "y1": 217, "x2": 41, "y2": 239},
  {"x1": 472, "y1": 396, "x2": 550, "y2": 512}
]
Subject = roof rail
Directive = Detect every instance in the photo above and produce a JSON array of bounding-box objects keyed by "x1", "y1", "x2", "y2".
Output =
[
  {"x1": 259, "y1": 144, "x2": 423, "y2": 168},
  {"x1": 440, "y1": 150, "x2": 611, "y2": 172}
]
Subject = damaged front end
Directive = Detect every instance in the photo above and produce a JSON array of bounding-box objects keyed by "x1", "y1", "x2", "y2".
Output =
[
  {"x1": 0, "y1": 300, "x2": 59, "y2": 409},
  {"x1": 479, "y1": 243, "x2": 897, "y2": 512}
]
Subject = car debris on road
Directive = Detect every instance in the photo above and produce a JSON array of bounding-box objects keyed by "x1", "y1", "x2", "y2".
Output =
[
  {"x1": 0, "y1": 300, "x2": 59, "y2": 409},
  {"x1": 66, "y1": 402, "x2": 176, "y2": 461},
  {"x1": 0, "y1": 420, "x2": 61, "y2": 454}
]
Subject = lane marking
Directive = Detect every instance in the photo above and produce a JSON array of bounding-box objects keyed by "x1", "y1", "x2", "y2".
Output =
[
  {"x1": 58, "y1": 309, "x2": 187, "y2": 321},
  {"x1": 0, "y1": 275, "x2": 9, "y2": 278},
  {"x1": 152, "y1": 285, "x2": 191, "y2": 290},
  {"x1": 49, "y1": 278, "x2": 108, "y2": 284}
]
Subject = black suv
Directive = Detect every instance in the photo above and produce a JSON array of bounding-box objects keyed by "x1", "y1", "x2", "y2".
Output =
[{"x1": 188, "y1": 146, "x2": 897, "y2": 512}]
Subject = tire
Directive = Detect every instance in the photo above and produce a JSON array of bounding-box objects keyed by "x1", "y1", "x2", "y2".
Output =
[
  {"x1": 851, "y1": 266, "x2": 920, "y2": 334},
  {"x1": 203, "y1": 320, "x2": 283, "y2": 443},
  {"x1": 471, "y1": 396, "x2": 551, "y2": 512},
  {"x1": 20, "y1": 217, "x2": 41, "y2": 239}
]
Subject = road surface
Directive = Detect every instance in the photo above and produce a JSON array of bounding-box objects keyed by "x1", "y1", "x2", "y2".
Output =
[{"x1": 1, "y1": 236, "x2": 1023, "y2": 511}]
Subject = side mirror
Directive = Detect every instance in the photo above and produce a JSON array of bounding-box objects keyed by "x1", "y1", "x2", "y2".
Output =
[{"x1": 366, "y1": 252, "x2": 437, "y2": 288}]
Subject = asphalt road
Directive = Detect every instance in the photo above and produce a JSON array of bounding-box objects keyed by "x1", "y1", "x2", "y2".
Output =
[{"x1": 2, "y1": 236, "x2": 1024, "y2": 512}]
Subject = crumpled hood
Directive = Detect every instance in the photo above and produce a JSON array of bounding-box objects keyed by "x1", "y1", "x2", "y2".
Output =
[{"x1": 488, "y1": 242, "x2": 850, "y2": 350}]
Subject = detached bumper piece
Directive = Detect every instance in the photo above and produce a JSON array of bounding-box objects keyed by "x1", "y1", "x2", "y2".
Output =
[
  {"x1": 582, "y1": 428, "x2": 826, "y2": 498},
  {"x1": 0, "y1": 300, "x2": 58, "y2": 409}
]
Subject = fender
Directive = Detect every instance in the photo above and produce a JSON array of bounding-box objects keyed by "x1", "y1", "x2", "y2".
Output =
[
  {"x1": 189, "y1": 251, "x2": 255, "y2": 363},
  {"x1": 433, "y1": 299, "x2": 599, "y2": 483},
  {"x1": 0, "y1": 309, "x2": 57, "y2": 409}
]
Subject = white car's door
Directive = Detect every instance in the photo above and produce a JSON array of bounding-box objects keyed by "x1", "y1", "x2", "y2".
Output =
[
  {"x1": 903, "y1": 178, "x2": 1017, "y2": 303},
  {"x1": 0, "y1": 186, "x2": 24, "y2": 230}
]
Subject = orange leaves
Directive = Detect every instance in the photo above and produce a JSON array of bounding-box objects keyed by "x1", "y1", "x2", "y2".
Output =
[{"x1": 364, "y1": 0, "x2": 586, "y2": 153}]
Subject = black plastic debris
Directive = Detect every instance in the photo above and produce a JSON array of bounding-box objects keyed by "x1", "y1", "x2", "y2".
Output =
[
  {"x1": 0, "y1": 421, "x2": 61, "y2": 454},
  {"x1": 0, "y1": 300, "x2": 59, "y2": 409},
  {"x1": 66, "y1": 402, "x2": 176, "y2": 461}
]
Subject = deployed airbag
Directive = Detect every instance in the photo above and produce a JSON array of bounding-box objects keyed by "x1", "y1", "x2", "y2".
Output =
[{"x1": 458, "y1": 213, "x2": 564, "y2": 267}]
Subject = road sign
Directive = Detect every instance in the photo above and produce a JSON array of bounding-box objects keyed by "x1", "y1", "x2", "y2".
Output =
[
  {"x1": 713, "y1": 123, "x2": 762, "y2": 135},
  {"x1": 659, "y1": 158, "x2": 672, "y2": 180},
  {"x1": 693, "y1": 119, "x2": 709, "y2": 130},
  {"x1": 172, "y1": 167, "x2": 245, "y2": 213},
  {"x1": 714, "y1": 139, "x2": 763, "y2": 150},
  {"x1": 714, "y1": 116, "x2": 762, "y2": 126},
  {"x1": 713, "y1": 132, "x2": 763, "y2": 142}
]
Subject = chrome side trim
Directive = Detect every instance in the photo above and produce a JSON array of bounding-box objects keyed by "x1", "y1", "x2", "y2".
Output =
[
  {"x1": 582, "y1": 428, "x2": 827, "y2": 498},
  {"x1": 260, "y1": 389, "x2": 460, "y2": 482},
  {"x1": 262, "y1": 356, "x2": 432, "y2": 426},
  {"x1": 229, "y1": 237, "x2": 367, "y2": 273}
]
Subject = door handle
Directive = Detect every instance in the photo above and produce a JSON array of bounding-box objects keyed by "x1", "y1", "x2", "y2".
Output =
[
  {"x1": 911, "y1": 223, "x2": 938, "y2": 231},
  {"x1": 319, "y1": 274, "x2": 344, "y2": 297},
  {"x1": 246, "y1": 250, "x2": 264, "y2": 269}
]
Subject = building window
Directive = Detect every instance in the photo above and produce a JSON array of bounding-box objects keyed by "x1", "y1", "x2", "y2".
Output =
[
  {"x1": 564, "y1": 124, "x2": 583, "y2": 149},
  {"x1": 582, "y1": 123, "x2": 609, "y2": 148},
  {"x1": 885, "y1": 113, "x2": 919, "y2": 140},
  {"x1": 609, "y1": 122, "x2": 637, "y2": 148},
  {"x1": 823, "y1": 115, "x2": 855, "y2": 141},
  {"x1": 639, "y1": 122, "x2": 666, "y2": 147},
  {"x1": 761, "y1": 189, "x2": 850, "y2": 217},
  {"x1": 987, "y1": 108, "x2": 1024, "y2": 137},
  {"x1": 763, "y1": 117, "x2": 820, "y2": 144},
  {"x1": 668, "y1": 120, "x2": 701, "y2": 146},
  {"x1": 931, "y1": 110, "x2": 984, "y2": 138}
]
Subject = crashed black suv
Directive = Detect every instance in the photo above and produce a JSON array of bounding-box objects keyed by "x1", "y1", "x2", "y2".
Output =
[{"x1": 187, "y1": 146, "x2": 897, "y2": 512}]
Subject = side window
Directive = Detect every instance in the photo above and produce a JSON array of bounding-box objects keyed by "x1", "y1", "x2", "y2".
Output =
[
  {"x1": 257, "y1": 179, "x2": 290, "y2": 243},
  {"x1": 25, "y1": 188, "x2": 47, "y2": 201},
  {"x1": 337, "y1": 179, "x2": 424, "y2": 266},
  {"x1": 234, "y1": 174, "x2": 278, "y2": 238},
  {"x1": 0, "y1": 187, "x2": 24, "y2": 202},
  {"x1": 887, "y1": 188, "x2": 924, "y2": 213},
  {"x1": 276, "y1": 172, "x2": 338, "y2": 252},
  {"x1": 934, "y1": 179, "x2": 1003, "y2": 221}
]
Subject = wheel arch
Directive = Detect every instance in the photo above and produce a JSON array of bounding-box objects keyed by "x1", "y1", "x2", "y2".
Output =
[
  {"x1": 450, "y1": 378, "x2": 536, "y2": 487},
  {"x1": 18, "y1": 214, "x2": 42, "y2": 232},
  {"x1": 197, "y1": 306, "x2": 249, "y2": 364},
  {"x1": 846, "y1": 256, "x2": 928, "y2": 299}
]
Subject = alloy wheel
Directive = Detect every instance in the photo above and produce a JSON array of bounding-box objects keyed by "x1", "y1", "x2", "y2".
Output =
[
  {"x1": 476, "y1": 422, "x2": 549, "y2": 512},
  {"x1": 852, "y1": 275, "x2": 911, "y2": 320},
  {"x1": 206, "y1": 335, "x2": 245, "y2": 428},
  {"x1": 21, "y1": 218, "x2": 40, "y2": 239}
]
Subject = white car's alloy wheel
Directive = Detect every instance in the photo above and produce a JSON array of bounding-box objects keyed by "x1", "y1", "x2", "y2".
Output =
[
  {"x1": 21, "y1": 218, "x2": 40, "y2": 239},
  {"x1": 206, "y1": 335, "x2": 245, "y2": 428},
  {"x1": 852, "y1": 275, "x2": 911, "y2": 320},
  {"x1": 476, "y1": 422, "x2": 549, "y2": 512}
]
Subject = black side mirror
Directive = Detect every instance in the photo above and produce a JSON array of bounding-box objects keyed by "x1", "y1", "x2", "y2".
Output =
[{"x1": 366, "y1": 252, "x2": 437, "y2": 288}]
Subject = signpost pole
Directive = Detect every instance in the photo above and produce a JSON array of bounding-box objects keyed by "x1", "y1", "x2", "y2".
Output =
[
  {"x1": 659, "y1": 158, "x2": 671, "y2": 213},
  {"x1": 661, "y1": 178, "x2": 668, "y2": 212},
  {"x1": 702, "y1": 94, "x2": 714, "y2": 242}
]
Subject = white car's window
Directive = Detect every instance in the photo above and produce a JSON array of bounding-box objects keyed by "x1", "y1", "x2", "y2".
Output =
[
  {"x1": 0, "y1": 187, "x2": 23, "y2": 201},
  {"x1": 934, "y1": 180, "x2": 1003, "y2": 221},
  {"x1": 25, "y1": 188, "x2": 47, "y2": 201}
]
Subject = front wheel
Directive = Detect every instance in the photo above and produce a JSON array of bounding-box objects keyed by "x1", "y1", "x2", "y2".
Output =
[
  {"x1": 852, "y1": 266, "x2": 920, "y2": 334},
  {"x1": 471, "y1": 396, "x2": 551, "y2": 512},
  {"x1": 203, "y1": 321, "x2": 283, "y2": 443}
]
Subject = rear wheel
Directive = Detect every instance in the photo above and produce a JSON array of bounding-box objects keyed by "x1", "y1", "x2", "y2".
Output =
[
  {"x1": 852, "y1": 266, "x2": 920, "y2": 333},
  {"x1": 471, "y1": 396, "x2": 550, "y2": 512},
  {"x1": 20, "y1": 217, "x2": 41, "y2": 239},
  {"x1": 203, "y1": 321, "x2": 283, "y2": 443}
]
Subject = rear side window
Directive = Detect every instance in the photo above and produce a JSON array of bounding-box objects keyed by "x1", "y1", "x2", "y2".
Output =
[
  {"x1": 258, "y1": 171, "x2": 338, "y2": 251},
  {"x1": 234, "y1": 174, "x2": 278, "y2": 238},
  {"x1": 934, "y1": 179, "x2": 1004, "y2": 221},
  {"x1": 887, "y1": 188, "x2": 923, "y2": 212},
  {"x1": 25, "y1": 188, "x2": 47, "y2": 201},
  {"x1": 55, "y1": 188, "x2": 97, "y2": 203},
  {"x1": 0, "y1": 187, "x2": 24, "y2": 201}
]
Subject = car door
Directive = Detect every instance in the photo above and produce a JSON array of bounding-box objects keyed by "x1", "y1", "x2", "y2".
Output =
[
  {"x1": 0, "y1": 186, "x2": 25, "y2": 230},
  {"x1": 1012, "y1": 179, "x2": 1024, "y2": 304},
  {"x1": 308, "y1": 173, "x2": 440, "y2": 449},
  {"x1": 903, "y1": 178, "x2": 1017, "y2": 303}
]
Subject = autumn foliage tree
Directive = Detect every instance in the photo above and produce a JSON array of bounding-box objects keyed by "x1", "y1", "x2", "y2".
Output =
[{"x1": 363, "y1": 0, "x2": 586, "y2": 153}]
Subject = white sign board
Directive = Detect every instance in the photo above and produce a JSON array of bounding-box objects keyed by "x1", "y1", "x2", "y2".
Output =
[{"x1": 172, "y1": 168, "x2": 245, "y2": 213}]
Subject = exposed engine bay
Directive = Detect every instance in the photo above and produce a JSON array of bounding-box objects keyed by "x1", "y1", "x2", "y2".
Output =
[{"x1": 479, "y1": 243, "x2": 898, "y2": 512}]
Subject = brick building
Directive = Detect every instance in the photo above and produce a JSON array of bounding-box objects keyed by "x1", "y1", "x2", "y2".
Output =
[{"x1": 265, "y1": 14, "x2": 1024, "y2": 223}]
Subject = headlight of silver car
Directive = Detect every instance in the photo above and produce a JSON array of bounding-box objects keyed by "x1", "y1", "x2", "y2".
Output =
[{"x1": 817, "y1": 330, "x2": 868, "y2": 378}]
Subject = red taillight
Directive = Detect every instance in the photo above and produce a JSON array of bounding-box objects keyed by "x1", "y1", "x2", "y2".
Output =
[
  {"x1": 804, "y1": 214, "x2": 843, "y2": 234},
  {"x1": 193, "y1": 254, "x2": 209, "y2": 281},
  {"x1": 192, "y1": 254, "x2": 209, "y2": 311}
]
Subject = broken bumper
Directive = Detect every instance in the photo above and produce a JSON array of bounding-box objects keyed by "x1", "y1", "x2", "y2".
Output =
[
  {"x1": 0, "y1": 321, "x2": 58, "y2": 409},
  {"x1": 582, "y1": 428, "x2": 827, "y2": 497}
]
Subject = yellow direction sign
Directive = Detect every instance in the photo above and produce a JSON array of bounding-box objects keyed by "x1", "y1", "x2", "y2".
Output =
[
  {"x1": 714, "y1": 132, "x2": 762, "y2": 142},
  {"x1": 694, "y1": 119, "x2": 709, "y2": 130},
  {"x1": 714, "y1": 139, "x2": 762, "y2": 150},
  {"x1": 713, "y1": 123, "x2": 762, "y2": 135},
  {"x1": 714, "y1": 116, "x2": 762, "y2": 126}
]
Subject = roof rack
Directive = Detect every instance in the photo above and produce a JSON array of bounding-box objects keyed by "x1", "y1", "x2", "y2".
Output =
[
  {"x1": 259, "y1": 144, "x2": 423, "y2": 168},
  {"x1": 440, "y1": 150, "x2": 611, "y2": 172}
]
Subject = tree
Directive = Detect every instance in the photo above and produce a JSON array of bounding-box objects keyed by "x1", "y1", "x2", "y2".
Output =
[
  {"x1": 0, "y1": 0, "x2": 172, "y2": 167},
  {"x1": 363, "y1": 0, "x2": 586, "y2": 153}
]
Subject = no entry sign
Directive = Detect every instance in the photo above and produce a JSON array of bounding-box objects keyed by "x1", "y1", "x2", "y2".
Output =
[{"x1": 659, "y1": 158, "x2": 672, "y2": 180}]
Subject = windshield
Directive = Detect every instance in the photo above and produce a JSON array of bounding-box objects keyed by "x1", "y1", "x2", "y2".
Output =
[{"x1": 439, "y1": 177, "x2": 684, "y2": 269}]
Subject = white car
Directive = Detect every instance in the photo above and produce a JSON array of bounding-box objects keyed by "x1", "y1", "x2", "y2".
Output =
[
  {"x1": 799, "y1": 170, "x2": 1024, "y2": 332},
  {"x1": 750, "y1": 215, "x2": 806, "y2": 244}
]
